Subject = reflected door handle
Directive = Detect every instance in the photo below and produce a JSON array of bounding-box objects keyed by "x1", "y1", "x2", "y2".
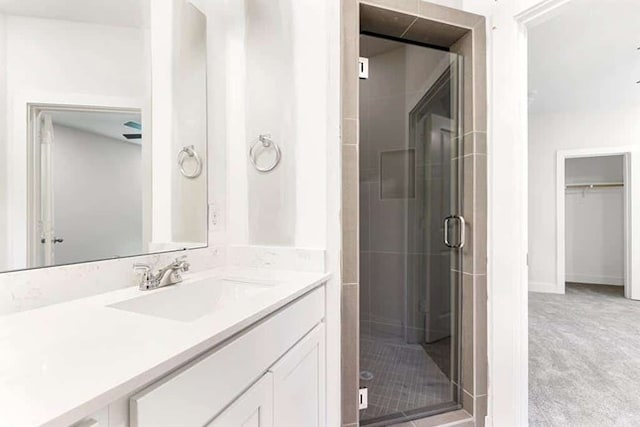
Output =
[
  {"x1": 443, "y1": 216, "x2": 465, "y2": 249},
  {"x1": 41, "y1": 237, "x2": 64, "y2": 244}
]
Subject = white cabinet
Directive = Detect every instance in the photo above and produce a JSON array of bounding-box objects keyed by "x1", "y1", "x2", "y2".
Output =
[
  {"x1": 207, "y1": 373, "x2": 274, "y2": 427},
  {"x1": 207, "y1": 323, "x2": 326, "y2": 427},
  {"x1": 130, "y1": 287, "x2": 326, "y2": 427},
  {"x1": 271, "y1": 324, "x2": 325, "y2": 427}
]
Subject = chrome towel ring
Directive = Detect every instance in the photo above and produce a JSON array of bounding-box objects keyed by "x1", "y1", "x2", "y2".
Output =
[
  {"x1": 249, "y1": 134, "x2": 281, "y2": 173},
  {"x1": 178, "y1": 145, "x2": 203, "y2": 179}
]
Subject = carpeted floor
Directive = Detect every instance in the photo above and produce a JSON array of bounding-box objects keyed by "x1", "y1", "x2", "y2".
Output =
[{"x1": 529, "y1": 283, "x2": 640, "y2": 426}]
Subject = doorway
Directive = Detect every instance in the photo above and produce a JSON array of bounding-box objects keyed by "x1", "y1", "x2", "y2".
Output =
[
  {"x1": 525, "y1": 0, "x2": 640, "y2": 424},
  {"x1": 558, "y1": 152, "x2": 630, "y2": 297},
  {"x1": 340, "y1": 2, "x2": 488, "y2": 426},
  {"x1": 27, "y1": 104, "x2": 144, "y2": 268}
]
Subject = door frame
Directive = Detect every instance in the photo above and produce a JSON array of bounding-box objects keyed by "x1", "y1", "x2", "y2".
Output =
[
  {"x1": 342, "y1": 2, "x2": 487, "y2": 425},
  {"x1": 25, "y1": 101, "x2": 143, "y2": 268},
  {"x1": 556, "y1": 148, "x2": 635, "y2": 298},
  {"x1": 407, "y1": 67, "x2": 457, "y2": 345},
  {"x1": 418, "y1": 114, "x2": 455, "y2": 345},
  {"x1": 5, "y1": 91, "x2": 144, "y2": 270},
  {"x1": 513, "y1": 0, "x2": 575, "y2": 424}
]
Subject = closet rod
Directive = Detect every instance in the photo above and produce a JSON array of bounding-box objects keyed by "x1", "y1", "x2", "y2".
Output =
[{"x1": 565, "y1": 183, "x2": 624, "y2": 189}]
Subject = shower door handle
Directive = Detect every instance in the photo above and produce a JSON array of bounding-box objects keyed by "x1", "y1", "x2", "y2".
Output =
[{"x1": 443, "y1": 215, "x2": 465, "y2": 249}]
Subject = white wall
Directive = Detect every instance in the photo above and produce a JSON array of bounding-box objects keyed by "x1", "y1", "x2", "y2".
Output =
[
  {"x1": 149, "y1": 0, "x2": 174, "y2": 245},
  {"x1": 226, "y1": 0, "x2": 328, "y2": 249},
  {"x1": 52, "y1": 124, "x2": 143, "y2": 265},
  {"x1": 2, "y1": 14, "x2": 150, "y2": 270},
  {"x1": 291, "y1": 0, "x2": 329, "y2": 250},
  {"x1": 565, "y1": 156, "x2": 624, "y2": 185},
  {"x1": 172, "y1": 0, "x2": 208, "y2": 245},
  {"x1": 566, "y1": 189, "x2": 624, "y2": 284},
  {"x1": 4, "y1": 16, "x2": 146, "y2": 96},
  {"x1": 150, "y1": 0, "x2": 208, "y2": 248},
  {"x1": 528, "y1": 108, "x2": 640, "y2": 289},
  {"x1": 0, "y1": 15, "x2": 6, "y2": 271},
  {"x1": 323, "y1": 2, "x2": 342, "y2": 426},
  {"x1": 244, "y1": 0, "x2": 297, "y2": 246}
]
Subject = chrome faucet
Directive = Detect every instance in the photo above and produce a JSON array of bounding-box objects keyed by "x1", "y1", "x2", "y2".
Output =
[{"x1": 133, "y1": 256, "x2": 190, "y2": 291}]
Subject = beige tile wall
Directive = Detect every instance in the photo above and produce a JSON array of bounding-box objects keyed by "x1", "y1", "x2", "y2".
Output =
[
  {"x1": 341, "y1": 0, "x2": 361, "y2": 425},
  {"x1": 341, "y1": 1, "x2": 486, "y2": 426},
  {"x1": 451, "y1": 15, "x2": 487, "y2": 427}
]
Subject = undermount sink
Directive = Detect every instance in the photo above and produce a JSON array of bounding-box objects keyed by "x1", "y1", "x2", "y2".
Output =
[{"x1": 108, "y1": 277, "x2": 273, "y2": 322}]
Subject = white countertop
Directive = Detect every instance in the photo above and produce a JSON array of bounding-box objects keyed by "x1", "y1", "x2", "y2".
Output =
[{"x1": 0, "y1": 267, "x2": 329, "y2": 427}]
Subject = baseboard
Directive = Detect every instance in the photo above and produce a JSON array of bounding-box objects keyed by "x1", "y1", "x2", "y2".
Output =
[
  {"x1": 566, "y1": 274, "x2": 623, "y2": 286},
  {"x1": 529, "y1": 281, "x2": 563, "y2": 294}
]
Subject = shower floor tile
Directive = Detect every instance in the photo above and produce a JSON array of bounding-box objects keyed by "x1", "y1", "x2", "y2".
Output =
[{"x1": 359, "y1": 333, "x2": 454, "y2": 423}]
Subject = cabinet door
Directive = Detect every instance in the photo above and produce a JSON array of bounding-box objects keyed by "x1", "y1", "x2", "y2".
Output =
[
  {"x1": 207, "y1": 373, "x2": 273, "y2": 427},
  {"x1": 130, "y1": 288, "x2": 325, "y2": 427},
  {"x1": 270, "y1": 324, "x2": 326, "y2": 427}
]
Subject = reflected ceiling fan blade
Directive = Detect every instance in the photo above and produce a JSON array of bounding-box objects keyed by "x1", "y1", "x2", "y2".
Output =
[{"x1": 124, "y1": 121, "x2": 142, "y2": 130}]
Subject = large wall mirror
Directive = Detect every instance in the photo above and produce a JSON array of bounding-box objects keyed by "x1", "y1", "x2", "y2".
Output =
[{"x1": 0, "y1": 0, "x2": 208, "y2": 272}]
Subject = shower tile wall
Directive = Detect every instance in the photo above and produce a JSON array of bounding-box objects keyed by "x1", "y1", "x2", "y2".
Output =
[
  {"x1": 341, "y1": 1, "x2": 360, "y2": 424},
  {"x1": 359, "y1": 36, "x2": 452, "y2": 342}
]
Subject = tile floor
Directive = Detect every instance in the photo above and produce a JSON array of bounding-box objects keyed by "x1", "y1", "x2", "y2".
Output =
[{"x1": 359, "y1": 331, "x2": 454, "y2": 424}]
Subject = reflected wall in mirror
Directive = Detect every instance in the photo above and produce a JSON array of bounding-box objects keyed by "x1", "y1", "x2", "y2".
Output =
[{"x1": 0, "y1": 0, "x2": 208, "y2": 272}]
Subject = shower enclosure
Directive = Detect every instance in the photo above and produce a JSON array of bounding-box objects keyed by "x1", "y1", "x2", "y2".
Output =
[{"x1": 359, "y1": 34, "x2": 464, "y2": 425}]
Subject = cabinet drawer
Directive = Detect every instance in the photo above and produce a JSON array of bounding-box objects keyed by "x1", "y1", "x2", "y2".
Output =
[{"x1": 130, "y1": 286, "x2": 325, "y2": 427}]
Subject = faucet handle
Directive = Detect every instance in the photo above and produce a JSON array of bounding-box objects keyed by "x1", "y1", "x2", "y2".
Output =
[
  {"x1": 133, "y1": 263, "x2": 151, "y2": 275},
  {"x1": 133, "y1": 264, "x2": 151, "y2": 282},
  {"x1": 133, "y1": 263, "x2": 155, "y2": 290},
  {"x1": 174, "y1": 256, "x2": 190, "y2": 272},
  {"x1": 173, "y1": 255, "x2": 187, "y2": 265}
]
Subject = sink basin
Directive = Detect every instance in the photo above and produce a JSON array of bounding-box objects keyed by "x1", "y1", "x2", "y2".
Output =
[{"x1": 108, "y1": 277, "x2": 272, "y2": 322}]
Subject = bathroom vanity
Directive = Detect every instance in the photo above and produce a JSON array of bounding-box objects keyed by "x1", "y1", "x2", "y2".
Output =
[
  {"x1": 0, "y1": 0, "x2": 340, "y2": 426},
  {"x1": 0, "y1": 268, "x2": 329, "y2": 427}
]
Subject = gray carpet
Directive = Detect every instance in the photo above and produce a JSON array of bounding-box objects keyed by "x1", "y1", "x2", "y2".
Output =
[{"x1": 529, "y1": 283, "x2": 640, "y2": 426}]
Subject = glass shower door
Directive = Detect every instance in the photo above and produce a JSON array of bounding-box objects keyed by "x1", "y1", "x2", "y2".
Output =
[
  {"x1": 358, "y1": 32, "x2": 463, "y2": 426},
  {"x1": 407, "y1": 53, "x2": 463, "y2": 416}
]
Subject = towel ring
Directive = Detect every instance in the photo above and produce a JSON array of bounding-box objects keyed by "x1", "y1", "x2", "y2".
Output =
[
  {"x1": 178, "y1": 145, "x2": 203, "y2": 179},
  {"x1": 249, "y1": 134, "x2": 281, "y2": 173}
]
